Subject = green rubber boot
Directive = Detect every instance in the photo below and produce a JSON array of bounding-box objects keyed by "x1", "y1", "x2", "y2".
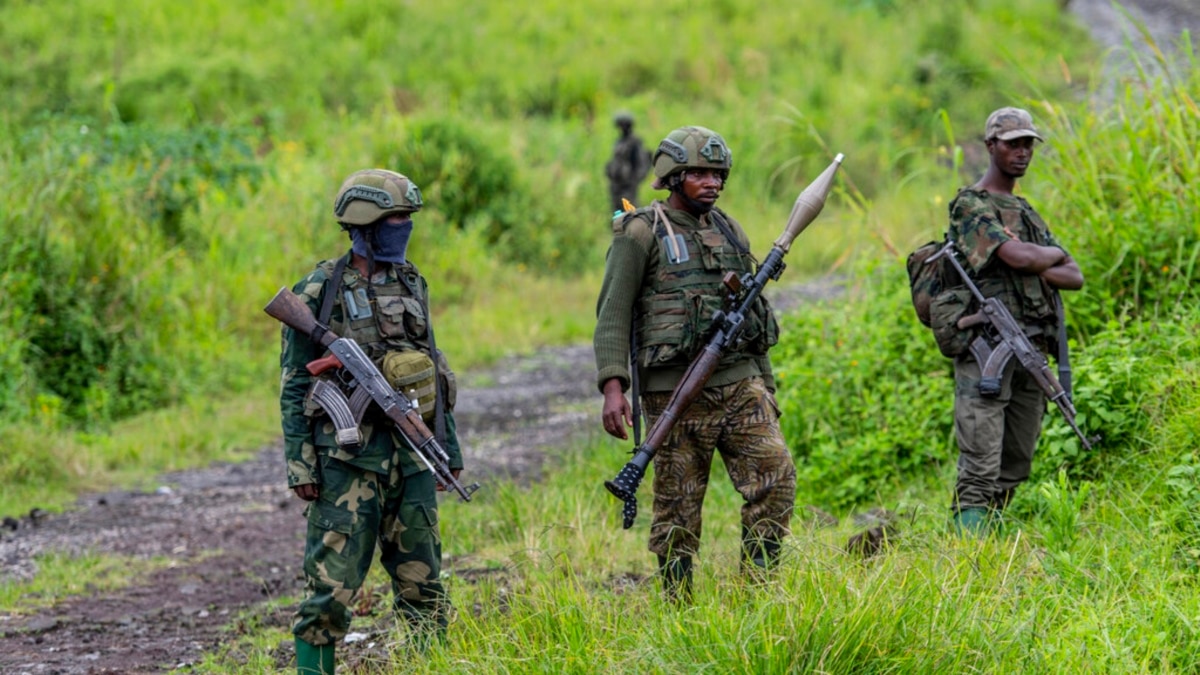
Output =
[
  {"x1": 952, "y1": 507, "x2": 989, "y2": 538},
  {"x1": 296, "y1": 638, "x2": 335, "y2": 675}
]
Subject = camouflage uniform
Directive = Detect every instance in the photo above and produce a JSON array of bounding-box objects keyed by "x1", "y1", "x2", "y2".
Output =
[
  {"x1": 605, "y1": 115, "x2": 651, "y2": 212},
  {"x1": 594, "y1": 198, "x2": 796, "y2": 564},
  {"x1": 281, "y1": 252, "x2": 460, "y2": 646},
  {"x1": 947, "y1": 187, "x2": 1066, "y2": 512}
]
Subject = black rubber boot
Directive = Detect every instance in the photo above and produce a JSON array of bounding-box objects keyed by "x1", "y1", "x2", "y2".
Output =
[
  {"x1": 656, "y1": 554, "x2": 693, "y2": 604},
  {"x1": 988, "y1": 487, "x2": 1017, "y2": 535},
  {"x1": 990, "y1": 487, "x2": 1016, "y2": 512},
  {"x1": 742, "y1": 527, "x2": 782, "y2": 581}
]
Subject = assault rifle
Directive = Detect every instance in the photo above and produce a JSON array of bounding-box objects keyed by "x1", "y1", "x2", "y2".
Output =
[
  {"x1": 926, "y1": 242, "x2": 1097, "y2": 451},
  {"x1": 604, "y1": 154, "x2": 844, "y2": 529},
  {"x1": 265, "y1": 288, "x2": 480, "y2": 501}
]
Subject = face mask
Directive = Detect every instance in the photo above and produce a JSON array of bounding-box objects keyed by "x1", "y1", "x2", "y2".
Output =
[{"x1": 351, "y1": 218, "x2": 413, "y2": 263}]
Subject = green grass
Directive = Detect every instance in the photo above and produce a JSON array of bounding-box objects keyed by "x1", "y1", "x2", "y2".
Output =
[
  {"x1": 0, "y1": 553, "x2": 161, "y2": 612},
  {"x1": 3, "y1": 1, "x2": 1200, "y2": 672},
  {"x1": 184, "y1": 441, "x2": 1200, "y2": 673}
]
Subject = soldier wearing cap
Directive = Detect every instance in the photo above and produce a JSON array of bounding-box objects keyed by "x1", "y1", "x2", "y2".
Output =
[
  {"x1": 943, "y1": 108, "x2": 1084, "y2": 535},
  {"x1": 279, "y1": 169, "x2": 464, "y2": 671},
  {"x1": 604, "y1": 112, "x2": 652, "y2": 212},
  {"x1": 594, "y1": 126, "x2": 796, "y2": 601}
]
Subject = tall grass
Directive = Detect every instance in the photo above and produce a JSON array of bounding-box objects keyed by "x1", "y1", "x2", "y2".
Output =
[
  {"x1": 0, "y1": 0, "x2": 1094, "y2": 512},
  {"x1": 185, "y1": 441, "x2": 1200, "y2": 673}
]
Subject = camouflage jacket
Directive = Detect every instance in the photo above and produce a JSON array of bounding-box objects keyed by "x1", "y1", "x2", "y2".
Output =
[
  {"x1": 279, "y1": 255, "x2": 461, "y2": 488},
  {"x1": 948, "y1": 187, "x2": 1067, "y2": 338},
  {"x1": 594, "y1": 201, "x2": 777, "y2": 394}
]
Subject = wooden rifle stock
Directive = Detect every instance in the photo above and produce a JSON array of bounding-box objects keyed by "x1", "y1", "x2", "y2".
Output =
[{"x1": 265, "y1": 287, "x2": 480, "y2": 501}]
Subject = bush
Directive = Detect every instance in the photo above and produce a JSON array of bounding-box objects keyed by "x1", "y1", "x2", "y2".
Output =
[
  {"x1": 1036, "y1": 46, "x2": 1200, "y2": 335},
  {"x1": 383, "y1": 116, "x2": 591, "y2": 272},
  {"x1": 774, "y1": 265, "x2": 955, "y2": 510},
  {"x1": 0, "y1": 119, "x2": 266, "y2": 426}
]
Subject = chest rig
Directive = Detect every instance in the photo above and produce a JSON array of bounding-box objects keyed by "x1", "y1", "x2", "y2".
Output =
[
  {"x1": 304, "y1": 254, "x2": 446, "y2": 449},
  {"x1": 634, "y1": 205, "x2": 779, "y2": 369},
  {"x1": 977, "y1": 194, "x2": 1058, "y2": 334}
]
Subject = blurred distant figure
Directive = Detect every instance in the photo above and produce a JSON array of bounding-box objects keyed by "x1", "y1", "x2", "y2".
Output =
[{"x1": 605, "y1": 112, "x2": 651, "y2": 212}]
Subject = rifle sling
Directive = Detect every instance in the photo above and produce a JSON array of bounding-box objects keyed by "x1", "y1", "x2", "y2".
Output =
[
  {"x1": 708, "y1": 210, "x2": 750, "y2": 256},
  {"x1": 1054, "y1": 293, "x2": 1073, "y2": 399},
  {"x1": 312, "y1": 253, "x2": 350, "y2": 344}
]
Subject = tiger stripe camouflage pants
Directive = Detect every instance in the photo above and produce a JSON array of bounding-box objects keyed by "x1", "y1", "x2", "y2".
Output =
[
  {"x1": 641, "y1": 376, "x2": 796, "y2": 559},
  {"x1": 293, "y1": 456, "x2": 447, "y2": 647}
]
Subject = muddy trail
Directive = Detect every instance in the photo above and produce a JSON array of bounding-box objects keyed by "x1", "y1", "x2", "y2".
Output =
[
  {"x1": 1, "y1": 3, "x2": 1195, "y2": 672},
  {"x1": 0, "y1": 273, "x2": 844, "y2": 674}
]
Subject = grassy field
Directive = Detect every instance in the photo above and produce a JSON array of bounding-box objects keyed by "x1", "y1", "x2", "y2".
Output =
[
  {"x1": 0, "y1": 0, "x2": 1096, "y2": 514},
  {"x1": 2, "y1": 0, "x2": 1200, "y2": 671}
]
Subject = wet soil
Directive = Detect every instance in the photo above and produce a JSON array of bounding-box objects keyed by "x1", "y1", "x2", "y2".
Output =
[
  {"x1": 0, "y1": 3, "x2": 1194, "y2": 672},
  {"x1": 0, "y1": 275, "x2": 845, "y2": 675}
]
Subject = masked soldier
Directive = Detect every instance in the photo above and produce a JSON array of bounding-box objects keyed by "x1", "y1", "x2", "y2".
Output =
[
  {"x1": 605, "y1": 111, "x2": 651, "y2": 212},
  {"x1": 279, "y1": 169, "x2": 464, "y2": 672},
  {"x1": 594, "y1": 126, "x2": 797, "y2": 602},
  {"x1": 945, "y1": 108, "x2": 1084, "y2": 535}
]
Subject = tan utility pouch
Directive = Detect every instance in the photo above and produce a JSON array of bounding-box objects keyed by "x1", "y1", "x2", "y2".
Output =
[{"x1": 380, "y1": 350, "x2": 437, "y2": 422}]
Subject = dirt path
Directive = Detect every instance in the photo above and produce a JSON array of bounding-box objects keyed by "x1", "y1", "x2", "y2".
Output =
[
  {"x1": 0, "y1": 274, "x2": 845, "y2": 674},
  {"x1": 0, "y1": 4, "x2": 1194, "y2": 672}
]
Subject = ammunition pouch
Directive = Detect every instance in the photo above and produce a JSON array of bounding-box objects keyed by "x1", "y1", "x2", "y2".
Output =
[
  {"x1": 929, "y1": 287, "x2": 974, "y2": 358},
  {"x1": 380, "y1": 350, "x2": 437, "y2": 423}
]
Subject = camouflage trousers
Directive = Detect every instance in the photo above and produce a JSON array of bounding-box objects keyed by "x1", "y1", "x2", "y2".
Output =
[
  {"x1": 953, "y1": 353, "x2": 1046, "y2": 510},
  {"x1": 641, "y1": 376, "x2": 796, "y2": 559},
  {"x1": 293, "y1": 456, "x2": 447, "y2": 647}
]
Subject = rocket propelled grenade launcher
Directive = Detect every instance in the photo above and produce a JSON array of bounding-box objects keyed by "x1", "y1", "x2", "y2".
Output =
[
  {"x1": 604, "y1": 153, "x2": 844, "y2": 529},
  {"x1": 264, "y1": 288, "x2": 480, "y2": 501}
]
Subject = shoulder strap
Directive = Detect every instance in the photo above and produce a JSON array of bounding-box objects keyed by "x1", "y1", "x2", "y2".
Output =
[
  {"x1": 312, "y1": 252, "x2": 350, "y2": 344},
  {"x1": 650, "y1": 202, "x2": 685, "y2": 263},
  {"x1": 707, "y1": 210, "x2": 750, "y2": 256}
]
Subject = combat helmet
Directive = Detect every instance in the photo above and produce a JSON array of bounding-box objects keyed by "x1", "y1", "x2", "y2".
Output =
[
  {"x1": 333, "y1": 169, "x2": 423, "y2": 228},
  {"x1": 651, "y1": 126, "x2": 732, "y2": 189}
]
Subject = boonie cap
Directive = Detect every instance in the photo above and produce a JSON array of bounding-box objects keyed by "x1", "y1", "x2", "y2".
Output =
[{"x1": 984, "y1": 107, "x2": 1044, "y2": 142}]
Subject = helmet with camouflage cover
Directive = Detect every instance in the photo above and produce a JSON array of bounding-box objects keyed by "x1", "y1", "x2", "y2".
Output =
[
  {"x1": 332, "y1": 169, "x2": 423, "y2": 228},
  {"x1": 651, "y1": 126, "x2": 732, "y2": 189}
]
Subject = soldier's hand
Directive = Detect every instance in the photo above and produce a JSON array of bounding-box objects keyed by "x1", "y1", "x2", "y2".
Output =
[
  {"x1": 601, "y1": 379, "x2": 632, "y2": 440},
  {"x1": 293, "y1": 484, "x2": 320, "y2": 501},
  {"x1": 435, "y1": 469, "x2": 463, "y2": 492}
]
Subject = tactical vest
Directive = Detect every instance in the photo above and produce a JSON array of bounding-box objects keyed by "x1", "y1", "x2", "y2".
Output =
[
  {"x1": 324, "y1": 261, "x2": 430, "y2": 359},
  {"x1": 974, "y1": 193, "x2": 1058, "y2": 335},
  {"x1": 633, "y1": 207, "x2": 779, "y2": 369},
  {"x1": 303, "y1": 259, "x2": 452, "y2": 423}
]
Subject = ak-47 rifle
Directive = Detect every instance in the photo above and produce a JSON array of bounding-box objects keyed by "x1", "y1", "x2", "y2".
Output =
[
  {"x1": 926, "y1": 242, "x2": 1098, "y2": 451},
  {"x1": 265, "y1": 288, "x2": 480, "y2": 501},
  {"x1": 604, "y1": 153, "x2": 844, "y2": 529}
]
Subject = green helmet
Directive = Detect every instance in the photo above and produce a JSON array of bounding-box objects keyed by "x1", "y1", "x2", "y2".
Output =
[
  {"x1": 332, "y1": 169, "x2": 423, "y2": 228},
  {"x1": 651, "y1": 126, "x2": 732, "y2": 189},
  {"x1": 613, "y1": 111, "x2": 634, "y2": 127}
]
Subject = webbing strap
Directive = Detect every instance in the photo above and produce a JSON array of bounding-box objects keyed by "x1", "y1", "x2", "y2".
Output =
[{"x1": 312, "y1": 253, "x2": 350, "y2": 344}]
